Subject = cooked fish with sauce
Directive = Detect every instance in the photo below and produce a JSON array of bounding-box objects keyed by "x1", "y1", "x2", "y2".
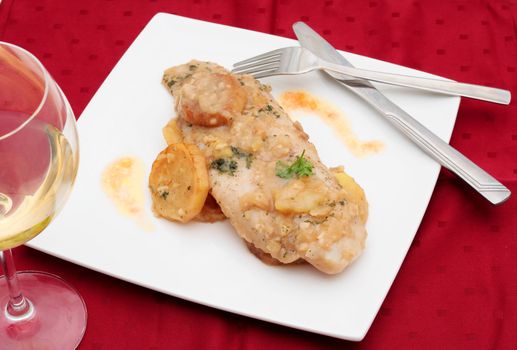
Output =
[{"x1": 158, "y1": 60, "x2": 368, "y2": 274}]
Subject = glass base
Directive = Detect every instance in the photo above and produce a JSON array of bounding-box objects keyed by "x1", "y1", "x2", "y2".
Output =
[{"x1": 0, "y1": 271, "x2": 87, "y2": 349}]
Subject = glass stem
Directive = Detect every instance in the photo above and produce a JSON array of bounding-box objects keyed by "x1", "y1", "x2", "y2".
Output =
[{"x1": 0, "y1": 249, "x2": 33, "y2": 320}]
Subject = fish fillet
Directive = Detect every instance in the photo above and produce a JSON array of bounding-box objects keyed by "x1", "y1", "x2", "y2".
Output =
[{"x1": 162, "y1": 61, "x2": 367, "y2": 274}]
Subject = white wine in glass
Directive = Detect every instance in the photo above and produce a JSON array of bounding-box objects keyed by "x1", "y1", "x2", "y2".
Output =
[{"x1": 0, "y1": 42, "x2": 86, "y2": 348}]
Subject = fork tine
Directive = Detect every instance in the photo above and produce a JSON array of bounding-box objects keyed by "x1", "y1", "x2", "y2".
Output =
[
  {"x1": 233, "y1": 48, "x2": 284, "y2": 67},
  {"x1": 231, "y1": 62, "x2": 280, "y2": 76},
  {"x1": 231, "y1": 56, "x2": 280, "y2": 74},
  {"x1": 253, "y1": 70, "x2": 279, "y2": 79}
]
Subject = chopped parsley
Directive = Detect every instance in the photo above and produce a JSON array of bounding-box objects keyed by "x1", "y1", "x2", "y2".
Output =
[
  {"x1": 304, "y1": 217, "x2": 329, "y2": 225},
  {"x1": 211, "y1": 158, "x2": 238, "y2": 176},
  {"x1": 304, "y1": 219, "x2": 316, "y2": 225},
  {"x1": 160, "y1": 191, "x2": 169, "y2": 200},
  {"x1": 258, "y1": 104, "x2": 274, "y2": 113},
  {"x1": 166, "y1": 79, "x2": 176, "y2": 88},
  {"x1": 275, "y1": 150, "x2": 314, "y2": 179},
  {"x1": 231, "y1": 146, "x2": 253, "y2": 168}
]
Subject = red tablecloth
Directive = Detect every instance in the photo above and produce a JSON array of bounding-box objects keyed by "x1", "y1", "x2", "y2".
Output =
[{"x1": 1, "y1": 1, "x2": 516, "y2": 349}]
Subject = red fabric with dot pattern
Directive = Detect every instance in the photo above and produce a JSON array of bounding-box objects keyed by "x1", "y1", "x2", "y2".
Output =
[{"x1": 1, "y1": 1, "x2": 516, "y2": 349}]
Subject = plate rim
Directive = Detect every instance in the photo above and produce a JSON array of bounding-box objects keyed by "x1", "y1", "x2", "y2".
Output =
[{"x1": 27, "y1": 12, "x2": 461, "y2": 341}]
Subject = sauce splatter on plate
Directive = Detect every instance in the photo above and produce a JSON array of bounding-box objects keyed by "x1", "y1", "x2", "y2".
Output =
[
  {"x1": 102, "y1": 157, "x2": 153, "y2": 230},
  {"x1": 278, "y1": 90, "x2": 384, "y2": 157}
]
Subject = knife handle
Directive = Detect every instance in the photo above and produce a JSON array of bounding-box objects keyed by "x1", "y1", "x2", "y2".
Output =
[
  {"x1": 384, "y1": 107, "x2": 511, "y2": 204},
  {"x1": 322, "y1": 61, "x2": 511, "y2": 105}
]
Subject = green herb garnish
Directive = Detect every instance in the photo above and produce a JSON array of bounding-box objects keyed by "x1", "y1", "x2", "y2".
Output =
[
  {"x1": 275, "y1": 150, "x2": 314, "y2": 179},
  {"x1": 160, "y1": 191, "x2": 169, "y2": 200},
  {"x1": 231, "y1": 146, "x2": 253, "y2": 168},
  {"x1": 211, "y1": 158, "x2": 238, "y2": 175},
  {"x1": 259, "y1": 84, "x2": 270, "y2": 92},
  {"x1": 258, "y1": 104, "x2": 274, "y2": 113},
  {"x1": 167, "y1": 79, "x2": 176, "y2": 88},
  {"x1": 304, "y1": 216, "x2": 329, "y2": 225}
]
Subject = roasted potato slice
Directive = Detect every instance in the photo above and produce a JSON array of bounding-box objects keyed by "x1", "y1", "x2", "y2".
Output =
[
  {"x1": 273, "y1": 178, "x2": 328, "y2": 215},
  {"x1": 332, "y1": 169, "x2": 368, "y2": 224},
  {"x1": 149, "y1": 143, "x2": 209, "y2": 223},
  {"x1": 194, "y1": 193, "x2": 227, "y2": 223},
  {"x1": 162, "y1": 118, "x2": 183, "y2": 145},
  {"x1": 178, "y1": 73, "x2": 246, "y2": 127}
]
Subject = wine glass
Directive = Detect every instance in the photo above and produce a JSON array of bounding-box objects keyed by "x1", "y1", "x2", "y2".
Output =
[{"x1": 0, "y1": 42, "x2": 86, "y2": 348}]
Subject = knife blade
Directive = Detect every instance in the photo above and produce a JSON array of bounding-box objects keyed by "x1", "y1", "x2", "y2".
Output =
[{"x1": 293, "y1": 22, "x2": 510, "y2": 205}]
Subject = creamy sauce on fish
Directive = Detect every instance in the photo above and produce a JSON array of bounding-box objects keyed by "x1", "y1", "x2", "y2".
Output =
[{"x1": 161, "y1": 61, "x2": 368, "y2": 274}]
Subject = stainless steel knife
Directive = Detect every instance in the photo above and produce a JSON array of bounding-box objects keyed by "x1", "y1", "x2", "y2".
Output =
[{"x1": 293, "y1": 22, "x2": 510, "y2": 205}]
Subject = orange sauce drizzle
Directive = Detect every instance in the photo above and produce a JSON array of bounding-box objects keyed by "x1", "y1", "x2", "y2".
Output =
[{"x1": 278, "y1": 90, "x2": 384, "y2": 157}]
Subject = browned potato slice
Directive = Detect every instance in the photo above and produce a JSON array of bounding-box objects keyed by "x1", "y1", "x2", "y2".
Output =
[
  {"x1": 273, "y1": 178, "x2": 328, "y2": 215},
  {"x1": 332, "y1": 169, "x2": 368, "y2": 224},
  {"x1": 149, "y1": 143, "x2": 209, "y2": 223},
  {"x1": 178, "y1": 73, "x2": 246, "y2": 127},
  {"x1": 162, "y1": 118, "x2": 183, "y2": 145},
  {"x1": 194, "y1": 193, "x2": 227, "y2": 223}
]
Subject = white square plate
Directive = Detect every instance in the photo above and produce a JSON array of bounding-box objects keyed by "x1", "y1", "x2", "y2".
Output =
[{"x1": 28, "y1": 13, "x2": 459, "y2": 341}]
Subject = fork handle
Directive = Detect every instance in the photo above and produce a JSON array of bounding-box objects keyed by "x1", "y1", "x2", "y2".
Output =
[{"x1": 321, "y1": 61, "x2": 511, "y2": 105}]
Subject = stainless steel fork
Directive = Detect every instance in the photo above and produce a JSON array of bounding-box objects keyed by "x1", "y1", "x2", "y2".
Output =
[{"x1": 232, "y1": 46, "x2": 511, "y2": 105}]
